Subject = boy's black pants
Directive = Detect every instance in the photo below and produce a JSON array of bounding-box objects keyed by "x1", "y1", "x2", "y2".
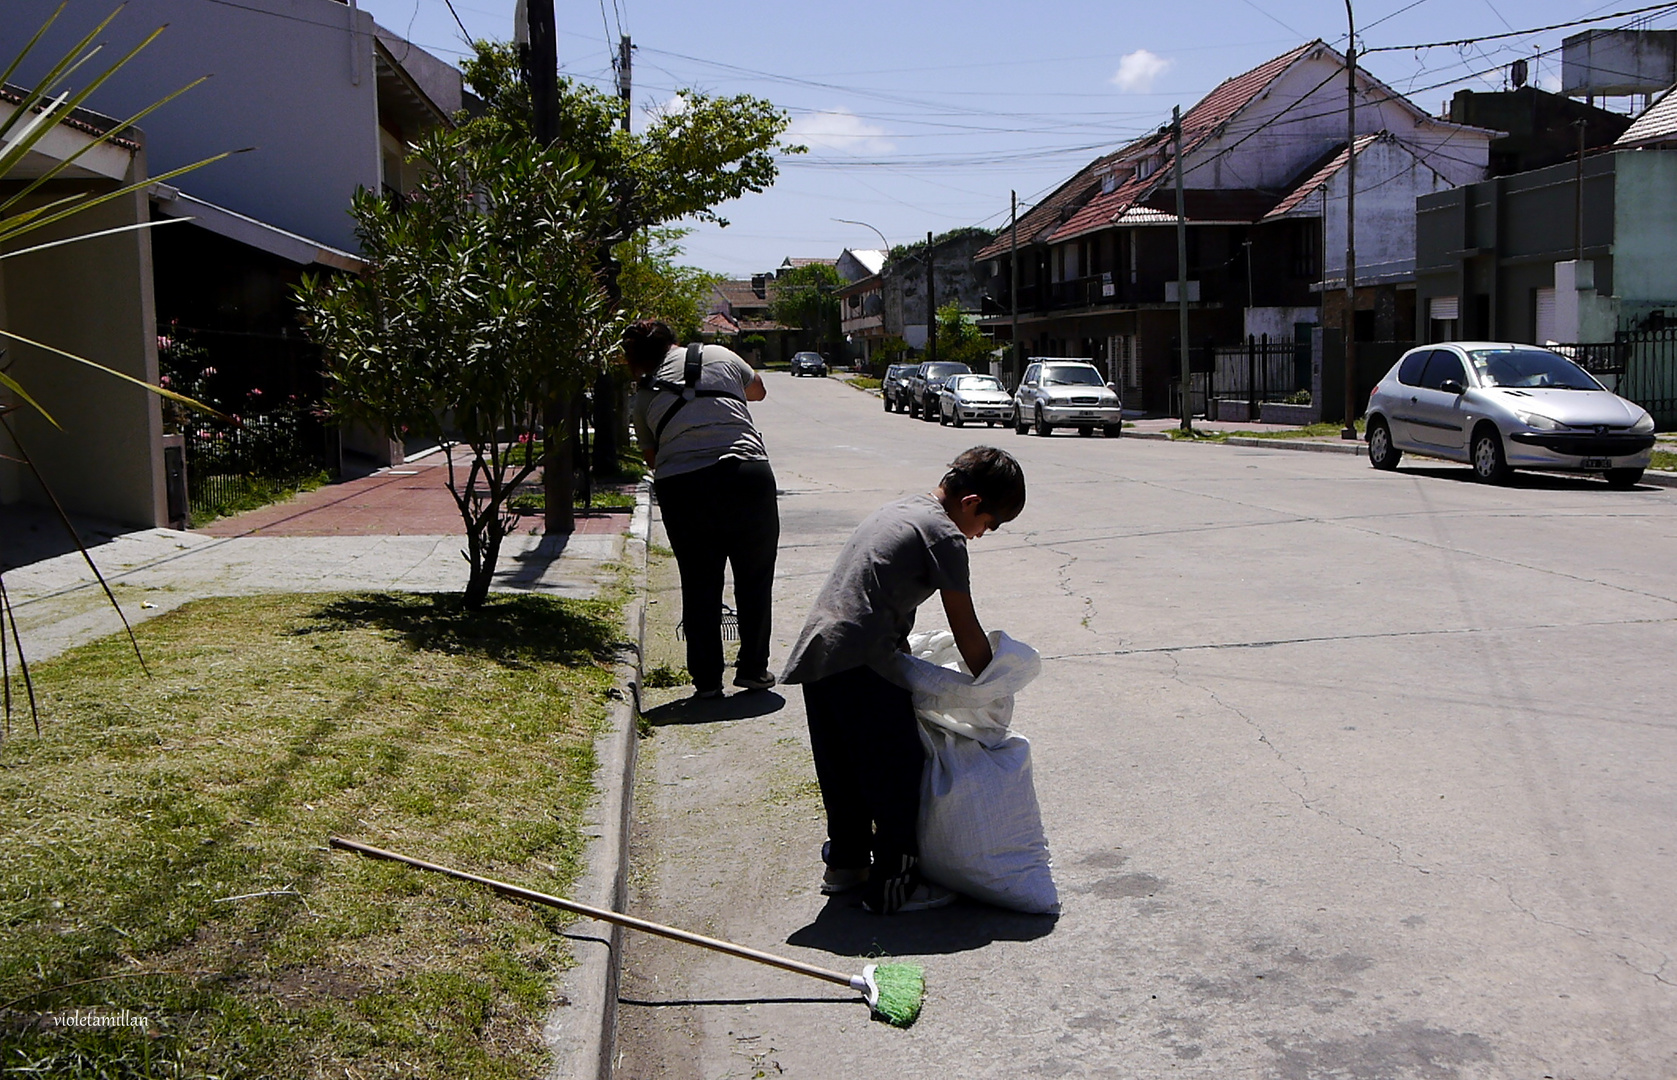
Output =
[
  {"x1": 803, "y1": 664, "x2": 924, "y2": 870},
  {"x1": 654, "y1": 458, "x2": 779, "y2": 691}
]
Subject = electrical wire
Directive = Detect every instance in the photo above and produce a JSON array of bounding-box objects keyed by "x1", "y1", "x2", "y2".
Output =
[{"x1": 1365, "y1": 1, "x2": 1677, "y2": 52}]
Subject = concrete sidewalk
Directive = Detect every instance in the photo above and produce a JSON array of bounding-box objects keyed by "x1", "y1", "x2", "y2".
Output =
[{"x1": 3, "y1": 458, "x2": 632, "y2": 667}]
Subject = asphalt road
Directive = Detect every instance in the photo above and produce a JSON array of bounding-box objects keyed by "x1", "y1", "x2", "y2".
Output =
[{"x1": 615, "y1": 371, "x2": 1677, "y2": 1079}]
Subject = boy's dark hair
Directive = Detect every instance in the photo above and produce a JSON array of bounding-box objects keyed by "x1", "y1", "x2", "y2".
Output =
[
  {"x1": 942, "y1": 446, "x2": 1026, "y2": 523},
  {"x1": 622, "y1": 319, "x2": 676, "y2": 374}
]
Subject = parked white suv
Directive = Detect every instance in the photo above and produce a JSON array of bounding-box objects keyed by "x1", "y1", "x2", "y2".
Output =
[{"x1": 1013, "y1": 359, "x2": 1122, "y2": 437}]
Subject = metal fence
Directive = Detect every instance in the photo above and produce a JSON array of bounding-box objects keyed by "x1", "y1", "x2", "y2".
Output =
[
  {"x1": 1210, "y1": 336, "x2": 1311, "y2": 418},
  {"x1": 182, "y1": 411, "x2": 335, "y2": 519},
  {"x1": 1560, "y1": 328, "x2": 1677, "y2": 430}
]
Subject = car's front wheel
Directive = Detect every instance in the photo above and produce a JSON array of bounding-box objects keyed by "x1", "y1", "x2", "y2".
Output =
[
  {"x1": 1035, "y1": 406, "x2": 1053, "y2": 437},
  {"x1": 1104, "y1": 424, "x2": 1122, "y2": 438},
  {"x1": 1605, "y1": 467, "x2": 1644, "y2": 489},
  {"x1": 908, "y1": 397, "x2": 919, "y2": 418},
  {"x1": 1367, "y1": 418, "x2": 1401, "y2": 470},
  {"x1": 1014, "y1": 412, "x2": 1029, "y2": 435},
  {"x1": 1471, "y1": 426, "x2": 1512, "y2": 484},
  {"x1": 922, "y1": 398, "x2": 937, "y2": 422},
  {"x1": 952, "y1": 410, "x2": 965, "y2": 427}
]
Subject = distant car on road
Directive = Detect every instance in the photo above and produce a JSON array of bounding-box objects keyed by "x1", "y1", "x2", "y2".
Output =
[
  {"x1": 937, "y1": 373, "x2": 1015, "y2": 427},
  {"x1": 881, "y1": 363, "x2": 917, "y2": 412},
  {"x1": 907, "y1": 361, "x2": 972, "y2": 420},
  {"x1": 1364, "y1": 341, "x2": 1655, "y2": 487},
  {"x1": 790, "y1": 351, "x2": 828, "y2": 377},
  {"x1": 1012, "y1": 359, "x2": 1122, "y2": 437}
]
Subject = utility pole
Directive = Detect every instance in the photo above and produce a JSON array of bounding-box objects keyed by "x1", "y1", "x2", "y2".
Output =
[
  {"x1": 1173, "y1": 105, "x2": 1191, "y2": 433},
  {"x1": 1575, "y1": 118, "x2": 1586, "y2": 262},
  {"x1": 589, "y1": 34, "x2": 633, "y2": 484},
  {"x1": 519, "y1": 0, "x2": 576, "y2": 533},
  {"x1": 1010, "y1": 190, "x2": 1019, "y2": 387},
  {"x1": 926, "y1": 230, "x2": 937, "y2": 363},
  {"x1": 1341, "y1": 2, "x2": 1360, "y2": 440}
]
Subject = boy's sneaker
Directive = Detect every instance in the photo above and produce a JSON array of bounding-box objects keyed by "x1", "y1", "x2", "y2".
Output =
[
  {"x1": 861, "y1": 855, "x2": 957, "y2": 914},
  {"x1": 732, "y1": 670, "x2": 777, "y2": 691},
  {"x1": 820, "y1": 865, "x2": 870, "y2": 895},
  {"x1": 693, "y1": 687, "x2": 724, "y2": 700}
]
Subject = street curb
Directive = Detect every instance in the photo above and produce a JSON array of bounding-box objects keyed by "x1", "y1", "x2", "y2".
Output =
[
  {"x1": 1134, "y1": 428, "x2": 1676, "y2": 486},
  {"x1": 543, "y1": 479, "x2": 651, "y2": 1080},
  {"x1": 1225, "y1": 435, "x2": 1364, "y2": 455}
]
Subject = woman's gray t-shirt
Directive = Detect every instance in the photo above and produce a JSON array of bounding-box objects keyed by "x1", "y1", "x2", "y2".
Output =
[
  {"x1": 631, "y1": 344, "x2": 767, "y2": 480},
  {"x1": 781, "y1": 494, "x2": 970, "y2": 684}
]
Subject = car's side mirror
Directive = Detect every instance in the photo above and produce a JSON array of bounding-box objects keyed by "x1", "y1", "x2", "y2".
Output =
[{"x1": 1441, "y1": 378, "x2": 1465, "y2": 395}]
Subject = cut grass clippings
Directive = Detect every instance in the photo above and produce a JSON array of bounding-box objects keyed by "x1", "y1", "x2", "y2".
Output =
[{"x1": 0, "y1": 591, "x2": 621, "y2": 1079}]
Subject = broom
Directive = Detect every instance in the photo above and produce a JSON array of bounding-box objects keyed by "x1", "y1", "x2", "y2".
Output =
[{"x1": 327, "y1": 837, "x2": 926, "y2": 1027}]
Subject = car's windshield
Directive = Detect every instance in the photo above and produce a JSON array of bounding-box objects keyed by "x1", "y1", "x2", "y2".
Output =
[
  {"x1": 1041, "y1": 365, "x2": 1104, "y2": 386},
  {"x1": 924, "y1": 363, "x2": 968, "y2": 378},
  {"x1": 1468, "y1": 348, "x2": 1602, "y2": 390},
  {"x1": 950, "y1": 375, "x2": 1003, "y2": 392}
]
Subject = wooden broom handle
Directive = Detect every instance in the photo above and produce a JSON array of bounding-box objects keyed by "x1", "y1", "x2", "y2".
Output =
[{"x1": 327, "y1": 836, "x2": 857, "y2": 988}]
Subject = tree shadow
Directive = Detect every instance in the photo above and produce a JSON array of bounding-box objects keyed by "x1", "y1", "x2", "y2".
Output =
[
  {"x1": 295, "y1": 592, "x2": 619, "y2": 668},
  {"x1": 785, "y1": 893, "x2": 1058, "y2": 958},
  {"x1": 638, "y1": 692, "x2": 786, "y2": 726}
]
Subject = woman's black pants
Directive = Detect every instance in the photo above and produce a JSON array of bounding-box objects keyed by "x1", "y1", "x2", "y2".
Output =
[{"x1": 653, "y1": 458, "x2": 779, "y2": 691}]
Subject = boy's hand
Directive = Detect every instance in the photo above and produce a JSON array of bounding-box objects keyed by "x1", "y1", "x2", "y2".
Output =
[{"x1": 941, "y1": 589, "x2": 992, "y2": 675}]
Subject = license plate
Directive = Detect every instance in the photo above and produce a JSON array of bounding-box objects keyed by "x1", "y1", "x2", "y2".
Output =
[
  {"x1": 1077, "y1": 411, "x2": 1098, "y2": 418},
  {"x1": 1581, "y1": 457, "x2": 1613, "y2": 468}
]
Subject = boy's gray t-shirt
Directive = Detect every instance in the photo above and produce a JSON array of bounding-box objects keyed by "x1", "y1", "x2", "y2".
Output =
[
  {"x1": 782, "y1": 493, "x2": 970, "y2": 684},
  {"x1": 631, "y1": 344, "x2": 767, "y2": 480}
]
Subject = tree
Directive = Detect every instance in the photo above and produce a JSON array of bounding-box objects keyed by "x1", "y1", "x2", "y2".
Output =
[
  {"x1": 615, "y1": 227, "x2": 719, "y2": 343},
  {"x1": 295, "y1": 130, "x2": 616, "y2": 608},
  {"x1": 768, "y1": 263, "x2": 843, "y2": 355},
  {"x1": 460, "y1": 43, "x2": 798, "y2": 485},
  {"x1": 935, "y1": 302, "x2": 996, "y2": 370}
]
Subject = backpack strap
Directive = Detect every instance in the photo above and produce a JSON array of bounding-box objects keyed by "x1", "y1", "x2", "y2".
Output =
[{"x1": 644, "y1": 343, "x2": 749, "y2": 451}]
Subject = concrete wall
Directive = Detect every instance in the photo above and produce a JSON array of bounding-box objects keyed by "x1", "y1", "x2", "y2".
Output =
[
  {"x1": 1612, "y1": 150, "x2": 1677, "y2": 325},
  {"x1": 1318, "y1": 138, "x2": 1456, "y2": 287},
  {"x1": 0, "y1": 178, "x2": 164, "y2": 527},
  {"x1": 1, "y1": 0, "x2": 383, "y2": 252}
]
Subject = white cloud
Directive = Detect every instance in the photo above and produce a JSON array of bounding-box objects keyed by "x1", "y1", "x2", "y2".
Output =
[
  {"x1": 1110, "y1": 49, "x2": 1172, "y2": 94},
  {"x1": 788, "y1": 108, "x2": 893, "y2": 154}
]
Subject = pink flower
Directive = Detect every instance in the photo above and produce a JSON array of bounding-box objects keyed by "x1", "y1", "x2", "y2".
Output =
[
  {"x1": 158, "y1": 375, "x2": 172, "y2": 387},
  {"x1": 202, "y1": 366, "x2": 217, "y2": 376},
  {"x1": 249, "y1": 387, "x2": 264, "y2": 398},
  {"x1": 157, "y1": 335, "x2": 173, "y2": 351}
]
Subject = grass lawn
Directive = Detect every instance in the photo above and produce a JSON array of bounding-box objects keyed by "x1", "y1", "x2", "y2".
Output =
[
  {"x1": 1168, "y1": 419, "x2": 1365, "y2": 442},
  {"x1": 1652, "y1": 448, "x2": 1676, "y2": 473},
  {"x1": 845, "y1": 376, "x2": 882, "y2": 391},
  {"x1": 0, "y1": 591, "x2": 621, "y2": 1079}
]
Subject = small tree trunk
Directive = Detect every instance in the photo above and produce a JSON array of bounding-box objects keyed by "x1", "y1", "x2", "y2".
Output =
[
  {"x1": 543, "y1": 394, "x2": 576, "y2": 534},
  {"x1": 591, "y1": 369, "x2": 619, "y2": 476}
]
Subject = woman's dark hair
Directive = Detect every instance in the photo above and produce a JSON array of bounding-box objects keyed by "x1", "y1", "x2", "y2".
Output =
[
  {"x1": 942, "y1": 446, "x2": 1026, "y2": 523},
  {"x1": 622, "y1": 319, "x2": 676, "y2": 374}
]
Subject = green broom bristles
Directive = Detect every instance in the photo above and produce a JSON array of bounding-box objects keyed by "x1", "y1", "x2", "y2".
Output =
[{"x1": 869, "y1": 962, "x2": 925, "y2": 1027}]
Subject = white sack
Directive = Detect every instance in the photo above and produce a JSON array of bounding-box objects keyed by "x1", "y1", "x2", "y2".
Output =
[{"x1": 884, "y1": 630, "x2": 1059, "y2": 914}]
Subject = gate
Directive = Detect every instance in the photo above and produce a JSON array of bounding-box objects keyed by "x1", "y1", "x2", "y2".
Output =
[
  {"x1": 1566, "y1": 329, "x2": 1677, "y2": 430},
  {"x1": 1210, "y1": 336, "x2": 1310, "y2": 420}
]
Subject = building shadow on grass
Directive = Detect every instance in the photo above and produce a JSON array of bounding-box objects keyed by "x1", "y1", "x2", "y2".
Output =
[
  {"x1": 638, "y1": 691, "x2": 785, "y2": 726},
  {"x1": 296, "y1": 592, "x2": 619, "y2": 667},
  {"x1": 786, "y1": 893, "x2": 1058, "y2": 958}
]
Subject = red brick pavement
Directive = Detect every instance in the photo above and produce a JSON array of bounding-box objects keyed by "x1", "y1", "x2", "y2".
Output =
[{"x1": 199, "y1": 457, "x2": 630, "y2": 537}]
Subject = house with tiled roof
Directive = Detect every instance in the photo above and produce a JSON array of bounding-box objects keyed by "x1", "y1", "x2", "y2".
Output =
[{"x1": 977, "y1": 40, "x2": 1496, "y2": 418}]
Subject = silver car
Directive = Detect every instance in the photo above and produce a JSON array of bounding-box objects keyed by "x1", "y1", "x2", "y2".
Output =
[
  {"x1": 1364, "y1": 342, "x2": 1656, "y2": 488},
  {"x1": 937, "y1": 373, "x2": 1015, "y2": 427},
  {"x1": 1012, "y1": 359, "x2": 1122, "y2": 437}
]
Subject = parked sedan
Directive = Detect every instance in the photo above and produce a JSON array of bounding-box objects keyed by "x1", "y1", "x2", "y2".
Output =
[
  {"x1": 882, "y1": 363, "x2": 917, "y2": 412},
  {"x1": 1012, "y1": 359, "x2": 1122, "y2": 437},
  {"x1": 1364, "y1": 342, "x2": 1655, "y2": 487},
  {"x1": 790, "y1": 351, "x2": 828, "y2": 377},
  {"x1": 937, "y1": 374, "x2": 1015, "y2": 427},
  {"x1": 907, "y1": 361, "x2": 972, "y2": 420}
]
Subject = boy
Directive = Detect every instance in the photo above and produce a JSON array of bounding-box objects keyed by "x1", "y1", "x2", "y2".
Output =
[{"x1": 781, "y1": 446, "x2": 1027, "y2": 914}]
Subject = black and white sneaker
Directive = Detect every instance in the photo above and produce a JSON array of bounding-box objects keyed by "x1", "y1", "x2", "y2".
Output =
[{"x1": 861, "y1": 855, "x2": 956, "y2": 914}]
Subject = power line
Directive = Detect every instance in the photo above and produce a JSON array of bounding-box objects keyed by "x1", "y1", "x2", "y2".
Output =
[{"x1": 1365, "y1": 1, "x2": 1677, "y2": 52}]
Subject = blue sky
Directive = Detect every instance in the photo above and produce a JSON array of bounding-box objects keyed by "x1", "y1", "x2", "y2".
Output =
[{"x1": 356, "y1": 0, "x2": 1677, "y2": 277}]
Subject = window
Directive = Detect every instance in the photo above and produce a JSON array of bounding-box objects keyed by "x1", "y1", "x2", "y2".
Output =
[
  {"x1": 1397, "y1": 349, "x2": 1431, "y2": 386},
  {"x1": 1418, "y1": 350, "x2": 1467, "y2": 391}
]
